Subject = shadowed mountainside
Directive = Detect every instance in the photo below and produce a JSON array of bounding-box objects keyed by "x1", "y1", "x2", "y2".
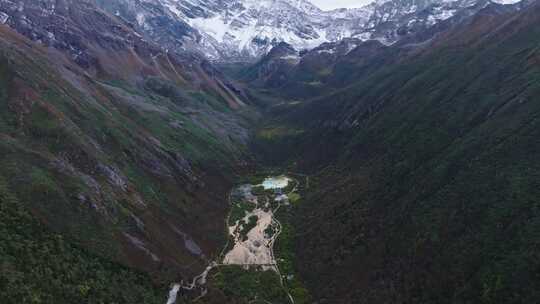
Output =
[{"x1": 252, "y1": 2, "x2": 540, "y2": 303}]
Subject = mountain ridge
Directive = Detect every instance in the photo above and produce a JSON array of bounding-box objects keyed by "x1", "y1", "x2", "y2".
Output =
[{"x1": 91, "y1": 0, "x2": 526, "y2": 62}]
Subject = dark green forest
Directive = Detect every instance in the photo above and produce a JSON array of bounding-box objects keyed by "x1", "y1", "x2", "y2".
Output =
[
  {"x1": 0, "y1": 177, "x2": 165, "y2": 303},
  {"x1": 251, "y1": 4, "x2": 540, "y2": 303}
]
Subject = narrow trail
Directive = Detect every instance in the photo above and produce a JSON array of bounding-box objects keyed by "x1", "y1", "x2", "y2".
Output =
[{"x1": 166, "y1": 176, "x2": 298, "y2": 304}]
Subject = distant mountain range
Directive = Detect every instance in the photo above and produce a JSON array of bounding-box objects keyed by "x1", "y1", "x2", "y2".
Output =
[
  {"x1": 92, "y1": 0, "x2": 524, "y2": 61},
  {"x1": 239, "y1": 0, "x2": 532, "y2": 92}
]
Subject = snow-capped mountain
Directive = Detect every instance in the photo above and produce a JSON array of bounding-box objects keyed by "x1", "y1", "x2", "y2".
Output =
[
  {"x1": 173, "y1": 0, "x2": 369, "y2": 60},
  {"x1": 110, "y1": 0, "x2": 370, "y2": 61},
  {"x1": 97, "y1": 0, "x2": 524, "y2": 61}
]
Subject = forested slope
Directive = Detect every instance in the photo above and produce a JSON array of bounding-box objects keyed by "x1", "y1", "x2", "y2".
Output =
[
  {"x1": 0, "y1": 1, "x2": 253, "y2": 301},
  {"x1": 253, "y1": 2, "x2": 540, "y2": 303}
]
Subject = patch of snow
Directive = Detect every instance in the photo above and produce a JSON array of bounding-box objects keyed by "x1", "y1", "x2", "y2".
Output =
[
  {"x1": 491, "y1": 0, "x2": 522, "y2": 3},
  {"x1": 318, "y1": 49, "x2": 335, "y2": 54},
  {"x1": 432, "y1": 7, "x2": 457, "y2": 21},
  {"x1": 280, "y1": 54, "x2": 301, "y2": 62},
  {"x1": 0, "y1": 12, "x2": 9, "y2": 24},
  {"x1": 188, "y1": 15, "x2": 228, "y2": 43},
  {"x1": 136, "y1": 13, "x2": 145, "y2": 26}
]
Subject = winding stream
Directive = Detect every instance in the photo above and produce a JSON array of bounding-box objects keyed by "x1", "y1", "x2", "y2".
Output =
[{"x1": 166, "y1": 176, "x2": 295, "y2": 304}]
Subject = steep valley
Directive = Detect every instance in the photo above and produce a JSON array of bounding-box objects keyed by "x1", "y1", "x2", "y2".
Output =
[{"x1": 1, "y1": 0, "x2": 540, "y2": 304}]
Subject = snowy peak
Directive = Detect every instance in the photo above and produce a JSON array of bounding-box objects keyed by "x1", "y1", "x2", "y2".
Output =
[
  {"x1": 157, "y1": 0, "x2": 349, "y2": 60},
  {"x1": 97, "y1": 0, "x2": 526, "y2": 61}
]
